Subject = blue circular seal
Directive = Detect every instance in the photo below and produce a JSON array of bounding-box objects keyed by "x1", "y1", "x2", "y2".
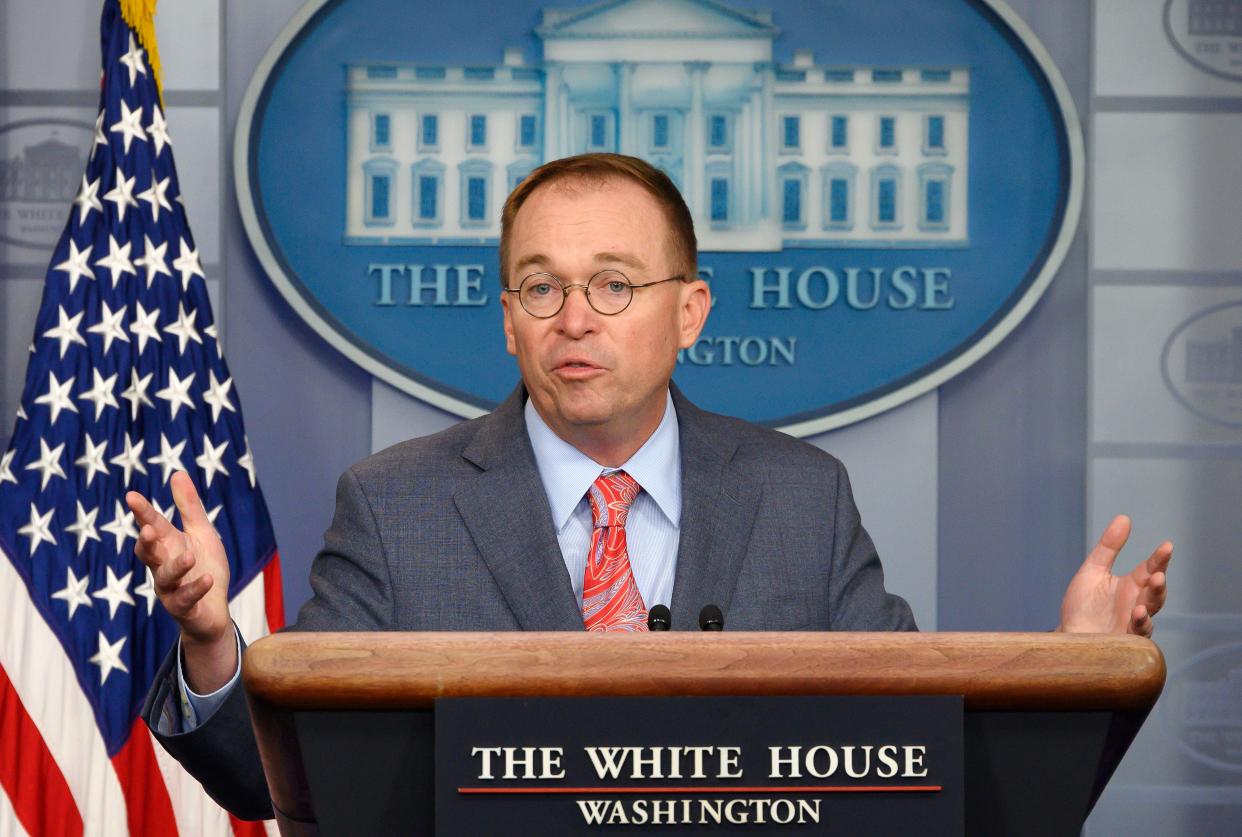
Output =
[{"x1": 236, "y1": 0, "x2": 1082, "y2": 435}]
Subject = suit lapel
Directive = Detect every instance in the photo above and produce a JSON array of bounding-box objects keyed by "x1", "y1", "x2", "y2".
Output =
[
  {"x1": 668, "y1": 389, "x2": 763, "y2": 631},
  {"x1": 453, "y1": 386, "x2": 584, "y2": 631}
]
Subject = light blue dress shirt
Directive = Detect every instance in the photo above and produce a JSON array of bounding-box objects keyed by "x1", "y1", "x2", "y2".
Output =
[
  {"x1": 174, "y1": 390, "x2": 684, "y2": 731},
  {"x1": 524, "y1": 390, "x2": 682, "y2": 609}
]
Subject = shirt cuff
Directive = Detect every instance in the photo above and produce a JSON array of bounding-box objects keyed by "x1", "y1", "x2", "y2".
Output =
[{"x1": 175, "y1": 625, "x2": 242, "y2": 733}]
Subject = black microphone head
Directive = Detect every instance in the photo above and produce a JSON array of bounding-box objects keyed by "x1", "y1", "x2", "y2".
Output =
[
  {"x1": 698, "y1": 604, "x2": 724, "y2": 631},
  {"x1": 647, "y1": 604, "x2": 671, "y2": 632}
]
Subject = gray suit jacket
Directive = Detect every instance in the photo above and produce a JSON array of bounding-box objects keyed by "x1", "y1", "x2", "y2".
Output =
[{"x1": 142, "y1": 384, "x2": 915, "y2": 819}]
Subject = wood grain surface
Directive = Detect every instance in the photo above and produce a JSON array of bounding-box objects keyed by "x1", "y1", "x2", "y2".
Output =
[{"x1": 242, "y1": 632, "x2": 1165, "y2": 712}]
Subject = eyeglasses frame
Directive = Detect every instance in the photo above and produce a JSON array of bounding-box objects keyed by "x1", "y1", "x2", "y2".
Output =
[{"x1": 503, "y1": 270, "x2": 687, "y2": 319}]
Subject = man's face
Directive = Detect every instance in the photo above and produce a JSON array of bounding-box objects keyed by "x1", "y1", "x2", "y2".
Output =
[{"x1": 502, "y1": 177, "x2": 710, "y2": 456}]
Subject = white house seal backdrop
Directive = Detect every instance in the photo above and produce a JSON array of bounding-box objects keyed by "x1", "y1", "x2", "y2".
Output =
[{"x1": 235, "y1": 0, "x2": 1082, "y2": 435}]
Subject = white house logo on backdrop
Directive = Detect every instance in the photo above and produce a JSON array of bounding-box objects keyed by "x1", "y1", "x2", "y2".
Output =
[
  {"x1": 342, "y1": 22, "x2": 970, "y2": 253},
  {"x1": 1162, "y1": 640, "x2": 1242, "y2": 772},
  {"x1": 0, "y1": 120, "x2": 92, "y2": 251},
  {"x1": 1162, "y1": 300, "x2": 1242, "y2": 427},
  {"x1": 236, "y1": 0, "x2": 1081, "y2": 434},
  {"x1": 1164, "y1": 0, "x2": 1242, "y2": 81}
]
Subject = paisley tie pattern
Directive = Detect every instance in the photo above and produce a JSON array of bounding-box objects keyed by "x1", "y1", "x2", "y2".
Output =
[{"x1": 582, "y1": 470, "x2": 648, "y2": 632}]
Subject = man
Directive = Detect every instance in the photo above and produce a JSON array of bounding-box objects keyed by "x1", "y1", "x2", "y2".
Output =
[{"x1": 126, "y1": 153, "x2": 1171, "y2": 819}]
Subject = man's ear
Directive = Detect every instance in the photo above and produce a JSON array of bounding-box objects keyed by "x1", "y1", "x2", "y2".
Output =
[
  {"x1": 677, "y1": 278, "x2": 712, "y2": 350},
  {"x1": 500, "y1": 288, "x2": 518, "y2": 356}
]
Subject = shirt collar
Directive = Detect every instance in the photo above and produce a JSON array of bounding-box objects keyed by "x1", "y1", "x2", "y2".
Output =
[{"x1": 524, "y1": 391, "x2": 682, "y2": 532}]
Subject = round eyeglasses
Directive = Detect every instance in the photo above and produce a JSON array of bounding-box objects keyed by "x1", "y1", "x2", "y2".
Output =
[{"x1": 504, "y1": 270, "x2": 685, "y2": 318}]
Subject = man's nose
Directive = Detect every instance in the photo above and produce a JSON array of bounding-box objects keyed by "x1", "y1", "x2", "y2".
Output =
[{"x1": 556, "y1": 284, "x2": 597, "y2": 337}]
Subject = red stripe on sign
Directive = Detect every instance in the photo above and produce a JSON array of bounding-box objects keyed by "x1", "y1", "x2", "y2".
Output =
[
  {"x1": 0, "y1": 663, "x2": 84, "y2": 837},
  {"x1": 263, "y1": 554, "x2": 286, "y2": 630},
  {"x1": 458, "y1": 785, "x2": 943, "y2": 794},
  {"x1": 230, "y1": 813, "x2": 270, "y2": 835},
  {"x1": 112, "y1": 717, "x2": 179, "y2": 836}
]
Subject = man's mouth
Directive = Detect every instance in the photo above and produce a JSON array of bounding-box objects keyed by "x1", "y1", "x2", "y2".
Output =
[
  {"x1": 553, "y1": 358, "x2": 604, "y2": 377},
  {"x1": 555, "y1": 356, "x2": 600, "y2": 369}
]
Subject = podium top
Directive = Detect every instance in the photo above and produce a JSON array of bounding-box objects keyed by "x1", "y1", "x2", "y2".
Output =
[{"x1": 242, "y1": 631, "x2": 1164, "y2": 712}]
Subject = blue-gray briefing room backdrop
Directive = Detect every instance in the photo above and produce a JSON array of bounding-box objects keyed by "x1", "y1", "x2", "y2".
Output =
[{"x1": 1, "y1": 0, "x2": 1239, "y2": 831}]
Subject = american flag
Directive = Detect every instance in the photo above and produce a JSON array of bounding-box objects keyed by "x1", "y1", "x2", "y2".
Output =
[{"x1": 0, "y1": 1, "x2": 283, "y2": 834}]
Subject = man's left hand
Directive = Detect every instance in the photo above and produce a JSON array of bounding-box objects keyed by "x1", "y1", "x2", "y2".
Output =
[{"x1": 1056, "y1": 515, "x2": 1172, "y2": 637}]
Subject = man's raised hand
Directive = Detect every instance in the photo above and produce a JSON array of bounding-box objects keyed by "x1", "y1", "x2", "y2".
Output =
[
  {"x1": 126, "y1": 470, "x2": 237, "y2": 692},
  {"x1": 1057, "y1": 514, "x2": 1172, "y2": 637}
]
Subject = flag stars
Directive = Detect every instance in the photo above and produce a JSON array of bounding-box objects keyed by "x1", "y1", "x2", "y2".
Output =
[
  {"x1": 89, "y1": 632, "x2": 128, "y2": 685},
  {"x1": 79, "y1": 369, "x2": 120, "y2": 421},
  {"x1": 33, "y1": 371, "x2": 79, "y2": 425},
  {"x1": 121, "y1": 370, "x2": 155, "y2": 420},
  {"x1": 92, "y1": 110, "x2": 109, "y2": 155},
  {"x1": 195, "y1": 436, "x2": 230, "y2": 487},
  {"x1": 0, "y1": 449, "x2": 16, "y2": 486},
  {"x1": 109, "y1": 435, "x2": 147, "y2": 485},
  {"x1": 75, "y1": 434, "x2": 110, "y2": 487},
  {"x1": 172, "y1": 238, "x2": 205, "y2": 290},
  {"x1": 42, "y1": 305, "x2": 87, "y2": 359},
  {"x1": 8, "y1": 14, "x2": 275, "y2": 721},
  {"x1": 202, "y1": 371, "x2": 236, "y2": 423},
  {"x1": 100, "y1": 499, "x2": 139, "y2": 552},
  {"x1": 103, "y1": 167, "x2": 138, "y2": 222},
  {"x1": 138, "y1": 173, "x2": 172, "y2": 221},
  {"x1": 64, "y1": 501, "x2": 102, "y2": 555},
  {"x1": 86, "y1": 301, "x2": 130, "y2": 354},
  {"x1": 24, "y1": 438, "x2": 67, "y2": 490},
  {"x1": 164, "y1": 303, "x2": 203, "y2": 355},
  {"x1": 151, "y1": 497, "x2": 178, "y2": 528},
  {"x1": 51, "y1": 567, "x2": 93, "y2": 619},
  {"x1": 149, "y1": 433, "x2": 188, "y2": 485},
  {"x1": 237, "y1": 437, "x2": 257, "y2": 488},
  {"x1": 156, "y1": 369, "x2": 196, "y2": 419},
  {"x1": 92, "y1": 566, "x2": 136, "y2": 619},
  {"x1": 17, "y1": 502, "x2": 57, "y2": 556},
  {"x1": 54, "y1": 240, "x2": 95, "y2": 293},
  {"x1": 118, "y1": 33, "x2": 147, "y2": 87},
  {"x1": 135, "y1": 235, "x2": 170, "y2": 289},
  {"x1": 130, "y1": 301, "x2": 163, "y2": 354},
  {"x1": 147, "y1": 106, "x2": 171, "y2": 156},
  {"x1": 134, "y1": 566, "x2": 157, "y2": 615},
  {"x1": 108, "y1": 99, "x2": 146, "y2": 154},
  {"x1": 95, "y1": 234, "x2": 136, "y2": 288},
  {"x1": 73, "y1": 174, "x2": 102, "y2": 225}
]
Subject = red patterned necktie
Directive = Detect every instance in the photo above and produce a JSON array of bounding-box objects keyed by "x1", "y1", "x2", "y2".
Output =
[{"x1": 582, "y1": 470, "x2": 648, "y2": 632}]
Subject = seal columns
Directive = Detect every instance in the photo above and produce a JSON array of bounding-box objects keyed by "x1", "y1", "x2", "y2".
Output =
[
  {"x1": 747, "y1": 84, "x2": 762, "y2": 224},
  {"x1": 543, "y1": 62, "x2": 562, "y2": 160},
  {"x1": 756, "y1": 61, "x2": 773, "y2": 221},
  {"x1": 684, "y1": 61, "x2": 709, "y2": 224},
  {"x1": 614, "y1": 62, "x2": 635, "y2": 156},
  {"x1": 736, "y1": 96, "x2": 750, "y2": 225},
  {"x1": 559, "y1": 81, "x2": 572, "y2": 155}
]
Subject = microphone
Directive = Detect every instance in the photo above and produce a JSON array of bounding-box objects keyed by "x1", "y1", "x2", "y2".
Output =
[
  {"x1": 698, "y1": 604, "x2": 724, "y2": 632},
  {"x1": 647, "y1": 604, "x2": 671, "y2": 632}
]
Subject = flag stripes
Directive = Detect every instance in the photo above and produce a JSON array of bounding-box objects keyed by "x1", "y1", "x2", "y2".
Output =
[
  {"x1": 0, "y1": 665, "x2": 82, "y2": 837},
  {"x1": 0, "y1": 1, "x2": 284, "y2": 832}
]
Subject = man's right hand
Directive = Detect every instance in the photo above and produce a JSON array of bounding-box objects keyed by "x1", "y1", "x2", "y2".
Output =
[{"x1": 126, "y1": 470, "x2": 236, "y2": 694}]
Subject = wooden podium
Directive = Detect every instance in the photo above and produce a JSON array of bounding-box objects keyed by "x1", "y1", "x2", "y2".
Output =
[{"x1": 242, "y1": 632, "x2": 1164, "y2": 835}]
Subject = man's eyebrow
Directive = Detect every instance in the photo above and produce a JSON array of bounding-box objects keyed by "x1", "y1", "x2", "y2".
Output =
[
  {"x1": 512, "y1": 251, "x2": 649, "y2": 277},
  {"x1": 593, "y1": 251, "x2": 647, "y2": 272},
  {"x1": 512, "y1": 253, "x2": 551, "y2": 276}
]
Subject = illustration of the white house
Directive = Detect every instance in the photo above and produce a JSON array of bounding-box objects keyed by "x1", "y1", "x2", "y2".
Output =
[
  {"x1": 1186, "y1": 326, "x2": 1242, "y2": 383},
  {"x1": 343, "y1": 0, "x2": 970, "y2": 251}
]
